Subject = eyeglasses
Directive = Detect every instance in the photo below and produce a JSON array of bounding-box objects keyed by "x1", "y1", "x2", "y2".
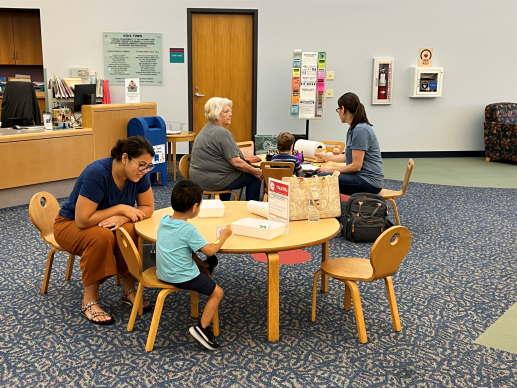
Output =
[
  {"x1": 129, "y1": 155, "x2": 155, "y2": 172},
  {"x1": 222, "y1": 109, "x2": 232, "y2": 114},
  {"x1": 335, "y1": 107, "x2": 342, "y2": 113}
]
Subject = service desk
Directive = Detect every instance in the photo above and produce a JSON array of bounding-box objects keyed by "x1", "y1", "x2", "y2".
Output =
[{"x1": 0, "y1": 127, "x2": 94, "y2": 189}]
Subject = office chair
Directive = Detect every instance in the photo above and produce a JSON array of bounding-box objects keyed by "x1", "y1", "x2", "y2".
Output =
[{"x1": 1, "y1": 81, "x2": 41, "y2": 128}]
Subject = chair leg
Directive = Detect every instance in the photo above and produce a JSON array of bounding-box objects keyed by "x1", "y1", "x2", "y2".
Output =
[
  {"x1": 214, "y1": 194, "x2": 220, "y2": 199},
  {"x1": 115, "y1": 274, "x2": 121, "y2": 286},
  {"x1": 263, "y1": 192, "x2": 268, "y2": 202},
  {"x1": 146, "y1": 288, "x2": 176, "y2": 352},
  {"x1": 64, "y1": 253, "x2": 75, "y2": 281},
  {"x1": 41, "y1": 248, "x2": 58, "y2": 294},
  {"x1": 190, "y1": 291, "x2": 199, "y2": 318},
  {"x1": 343, "y1": 280, "x2": 367, "y2": 344},
  {"x1": 387, "y1": 198, "x2": 401, "y2": 225},
  {"x1": 384, "y1": 277, "x2": 401, "y2": 332},
  {"x1": 344, "y1": 282, "x2": 351, "y2": 310},
  {"x1": 137, "y1": 283, "x2": 144, "y2": 316},
  {"x1": 311, "y1": 269, "x2": 322, "y2": 322},
  {"x1": 213, "y1": 308, "x2": 220, "y2": 337},
  {"x1": 236, "y1": 188, "x2": 243, "y2": 201},
  {"x1": 127, "y1": 282, "x2": 143, "y2": 332}
]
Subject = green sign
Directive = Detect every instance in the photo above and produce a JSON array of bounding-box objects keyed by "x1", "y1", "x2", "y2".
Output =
[{"x1": 170, "y1": 48, "x2": 184, "y2": 63}]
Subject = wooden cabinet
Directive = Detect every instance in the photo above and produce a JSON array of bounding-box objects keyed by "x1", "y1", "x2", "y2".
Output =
[{"x1": 0, "y1": 11, "x2": 43, "y2": 65}]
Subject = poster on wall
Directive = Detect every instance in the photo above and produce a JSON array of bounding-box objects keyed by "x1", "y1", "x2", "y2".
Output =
[
  {"x1": 125, "y1": 78, "x2": 140, "y2": 103},
  {"x1": 103, "y1": 32, "x2": 162, "y2": 84}
]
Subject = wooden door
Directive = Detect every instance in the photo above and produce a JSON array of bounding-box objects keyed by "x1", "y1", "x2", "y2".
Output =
[
  {"x1": 12, "y1": 12, "x2": 43, "y2": 65},
  {"x1": 0, "y1": 12, "x2": 16, "y2": 65},
  {"x1": 191, "y1": 13, "x2": 254, "y2": 142}
]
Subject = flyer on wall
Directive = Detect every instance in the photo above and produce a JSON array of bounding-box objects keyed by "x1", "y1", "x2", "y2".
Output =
[
  {"x1": 125, "y1": 78, "x2": 140, "y2": 103},
  {"x1": 268, "y1": 178, "x2": 290, "y2": 233},
  {"x1": 152, "y1": 144, "x2": 166, "y2": 164}
]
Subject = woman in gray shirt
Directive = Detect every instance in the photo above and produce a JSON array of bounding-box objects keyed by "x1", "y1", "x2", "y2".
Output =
[
  {"x1": 189, "y1": 97, "x2": 263, "y2": 201},
  {"x1": 316, "y1": 92, "x2": 384, "y2": 195}
]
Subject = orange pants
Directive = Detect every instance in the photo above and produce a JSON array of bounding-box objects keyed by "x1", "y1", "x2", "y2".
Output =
[{"x1": 54, "y1": 215, "x2": 138, "y2": 287}]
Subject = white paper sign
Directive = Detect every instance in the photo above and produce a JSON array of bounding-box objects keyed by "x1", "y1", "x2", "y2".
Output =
[
  {"x1": 268, "y1": 178, "x2": 290, "y2": 233},
  {"x1": 152, "y1": 144, "x2": 166, "y2": 164},
  {"x1": 125, "y1": 78, "x2": 140, "y2": 103}
]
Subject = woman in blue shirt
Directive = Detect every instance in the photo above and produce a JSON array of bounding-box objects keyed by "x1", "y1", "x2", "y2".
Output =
[
  {"x1": 54, "y1": 136, "x2": 155, "y2": 325},
  {"x1": 316, "y1": 92, "x2": 384, "y2": 195}
]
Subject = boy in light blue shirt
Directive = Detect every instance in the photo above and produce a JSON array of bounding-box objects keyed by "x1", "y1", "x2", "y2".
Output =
[{"x1": 156, "y1": 180, "x2": 232, "y2": 351}]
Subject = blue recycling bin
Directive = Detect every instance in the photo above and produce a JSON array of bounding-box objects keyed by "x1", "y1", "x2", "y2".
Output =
[{"x1": 127, "y1": 116, "x2": 167, "y2": 186}]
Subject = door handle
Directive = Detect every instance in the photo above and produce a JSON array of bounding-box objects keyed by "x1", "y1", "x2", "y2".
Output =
[{"x1": 194, "y1": 93, "x2": 205, "y2": 98}]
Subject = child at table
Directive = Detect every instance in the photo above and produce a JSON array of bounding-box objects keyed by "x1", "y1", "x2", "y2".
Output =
[
  {"x1": 272, "y1": 132, "x2": 304, "y2": 175},
  {"x1": 156, "y1": 180, "x2": 232, "y2": 351}
]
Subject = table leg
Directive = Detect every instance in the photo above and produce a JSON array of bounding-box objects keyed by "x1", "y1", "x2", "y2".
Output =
[
  {"x1": 321, "y1": 241, "x2": 329, "y2": 293},
  {"x1": 173, "y1": 141, "x2": 177, "y2": 181},
  {"x1": 267, "y1": 252, "x2": 280, "y2": 341}
]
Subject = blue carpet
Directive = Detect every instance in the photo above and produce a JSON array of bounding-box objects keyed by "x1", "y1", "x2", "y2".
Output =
[{"x1": 1, "y1": 173, "x2": 516, "y2": 387}]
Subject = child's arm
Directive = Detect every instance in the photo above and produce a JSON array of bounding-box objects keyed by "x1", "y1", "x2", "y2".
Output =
[{"x1": 200, "y1": 225, "x2": 232, "y2": 257}]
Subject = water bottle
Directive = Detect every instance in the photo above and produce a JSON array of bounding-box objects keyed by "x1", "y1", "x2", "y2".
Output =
[{"x1": 308, "y1": 185, "x2": 320, "y2": 223}]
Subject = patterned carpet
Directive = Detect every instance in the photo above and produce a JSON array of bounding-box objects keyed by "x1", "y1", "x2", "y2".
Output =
[{"x1": 1, "y1": 172, "x2": 516, "y2": 387}]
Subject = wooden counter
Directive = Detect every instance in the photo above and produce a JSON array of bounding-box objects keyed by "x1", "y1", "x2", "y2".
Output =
[
  {"x1": 0, "y1": 91, "x2": 46, "y2": 122},
  {"x1": 0, "y1": 127, "x2": 94, "y2": 189}
]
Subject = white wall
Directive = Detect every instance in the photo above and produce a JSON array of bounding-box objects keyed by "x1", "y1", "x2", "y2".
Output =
[{"x1": 5, "y1": 0, "x2": 517, "y2": 153}]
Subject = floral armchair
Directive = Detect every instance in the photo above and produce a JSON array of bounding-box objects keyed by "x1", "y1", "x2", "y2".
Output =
[{"x1": 484, "y1": 103, "x2": 517, "y2": 163}]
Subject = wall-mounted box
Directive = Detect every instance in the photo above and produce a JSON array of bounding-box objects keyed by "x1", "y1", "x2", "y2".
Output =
[
  {"x1": 410, "y1": 67, "x2": 443, "y2": 98},
  {"x1": 372, "y1": 58, "x2": 394, "y2": 105}
]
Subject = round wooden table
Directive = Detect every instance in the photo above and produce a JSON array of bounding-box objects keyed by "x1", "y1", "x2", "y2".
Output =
[
  {"x1": 134, "y1": 201, "x2": 339, "y2": 342},
  {"x1": 251, "y1": 153, "x2": 347, "y2": 171},
  {"x1": 166, "y1": 131, "x2": 196, "y2": 181}
]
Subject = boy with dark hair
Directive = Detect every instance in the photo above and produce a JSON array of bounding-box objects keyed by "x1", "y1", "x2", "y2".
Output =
[
  {"x1": 272, "y1": 132, "x2": 303, "y2": 175},
  {"x1": 156, "y1": 180, "x2": 232, "y2": 350}
]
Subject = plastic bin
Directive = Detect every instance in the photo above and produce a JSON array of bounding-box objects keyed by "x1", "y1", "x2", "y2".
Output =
[
  {"x1": 198, "y1": 199, "x2": 225, "y2": 218},
  {"x1": 231, "y1": 218, "x2": 285, "y2": 240}
]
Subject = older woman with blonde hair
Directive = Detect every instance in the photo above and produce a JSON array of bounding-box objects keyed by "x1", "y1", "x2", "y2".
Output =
[{"x1": 189, "y1": 97, "x2": 262, "y2": 201}]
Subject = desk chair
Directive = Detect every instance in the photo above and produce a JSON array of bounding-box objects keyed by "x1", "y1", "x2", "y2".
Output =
[
  {"x1": 379, "y1": 159, "x2": 414, "y2": 225},
  {"x1": 312, "y1": 226, "x2": 412, "y2": 343},
  {"x1": 320, "y1": 141, "x2": 345, "y2": 154},
  {"x1": 29, "y1": 192, "x2": 120, "y2": 294},
  {"x1": 116, "y1": 228, "x2": 219, "y2": 351},
  {"x1": 1, "y1": 81, "x2": 41, "y2": 128},
  {"x1": 236, "y1": 141, "x2": 255, "y2": 158},
  {"x1": 178, "y1": 154, "x2": 242, "y2": 200},
  {"x1": 260, "y1": 161, "x2": 295, "y2": 202}
]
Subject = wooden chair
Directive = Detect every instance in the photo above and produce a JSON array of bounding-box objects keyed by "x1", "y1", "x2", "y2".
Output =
[
  {"x1": 260, "y1": 161, "x2": 295, "y2": 202},
  {"x1": 312, "y1": 226, "x2": 412, "y2": 344},
  {"x1": 29, "y1": 192, "x2": 76, "y2": 294},
  {"x1": 179, "y1": 154, "x2": 242, "y2": 200},
  {"x1": 236, "y1": 141, "x2": 255, "y2": 158},
  {"x1": 320, "y1": 141, "x2": 346, "y2": 154},
  {"x1": 378, "y1": 159, "x2": 414, "y2": 225},
  {"x1": 29, "y1": 192, "x2": 121, "y2": 294},
  {"x1": 116, "y1": 228, "x2": 219, "y2": 352}
]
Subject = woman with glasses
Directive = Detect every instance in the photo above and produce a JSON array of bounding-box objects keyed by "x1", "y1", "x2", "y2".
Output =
[
  {"x1": 53, "y1": 136, "x2": 155, "y2": 325},
  {"x1": 316, "y1": 92, "x2": 384, "y2": 196},
  {"x1": 189, "y1": 97, "x2": 262, "y2": 201}
]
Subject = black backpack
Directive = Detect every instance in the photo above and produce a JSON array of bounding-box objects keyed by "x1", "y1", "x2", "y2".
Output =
[{"x1": 342, "y1": 193, "x2": 394, "y2": 242}]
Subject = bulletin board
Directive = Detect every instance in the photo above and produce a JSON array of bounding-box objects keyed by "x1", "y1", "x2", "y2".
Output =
[{"x1": 290, "y1": 50, "x2": 327, "y2": 119}]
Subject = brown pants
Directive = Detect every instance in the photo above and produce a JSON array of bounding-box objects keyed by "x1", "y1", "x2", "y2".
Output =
[{"x1": 54, "y1": 215, "x2": 138, "y2": 287}]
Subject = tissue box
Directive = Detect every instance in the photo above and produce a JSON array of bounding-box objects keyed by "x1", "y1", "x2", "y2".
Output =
[
  {"x1": 198, "y1": 199, "x2": 225, "y2": 218},
  {"x1": 232, "y1": 218, "x2": 285, "y2": 240}
]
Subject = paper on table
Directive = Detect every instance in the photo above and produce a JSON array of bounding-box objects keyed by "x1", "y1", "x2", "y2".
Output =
[{"x1": 247, "y1": 200, "x2": 269, "y2": 219}]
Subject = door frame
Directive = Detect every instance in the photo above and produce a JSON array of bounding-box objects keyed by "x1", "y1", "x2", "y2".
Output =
[{"x1": 187, "y1": 8, "x2": 258, "y2": 139}]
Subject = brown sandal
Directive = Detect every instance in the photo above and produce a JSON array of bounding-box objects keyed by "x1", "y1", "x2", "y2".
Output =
[
  {"x1": 81, "y1": 300, "x2": 116, "y2": 325},
  {"x1": 121, "y1": 288, "x2": 153, "y2": 314}
]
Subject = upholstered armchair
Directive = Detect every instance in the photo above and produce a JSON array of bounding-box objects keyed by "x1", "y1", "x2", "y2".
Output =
[{"x1": 484, "y1": 103, "x2": 517, "y2": 163}]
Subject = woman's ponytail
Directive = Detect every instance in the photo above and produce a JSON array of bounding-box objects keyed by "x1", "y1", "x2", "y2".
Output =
[
  {"x1": 337, "y1": 93, "x2": 372, "y2": 130},
  {"x1": 110, "y1": 136, "x2": 155, "y2": 161}
]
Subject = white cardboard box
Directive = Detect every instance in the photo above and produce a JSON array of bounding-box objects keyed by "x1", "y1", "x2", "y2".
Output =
[
  {"x1": 198, "y1": 199, "x2": 225, "y2": 218},
  {"x1": 231, "y1": 218, "x2": 285, "y2": 240}
]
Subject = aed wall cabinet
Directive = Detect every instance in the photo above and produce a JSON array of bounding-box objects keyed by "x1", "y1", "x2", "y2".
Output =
[
  {"x1": 410, "y1": 67, "x2": 443, "y2": 98},
  {"x1": 372, "y1": 58, "x2": 394, "y2": 105}
]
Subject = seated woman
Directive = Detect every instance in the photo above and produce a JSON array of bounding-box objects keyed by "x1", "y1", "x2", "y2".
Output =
[
  {"x1": 53, "y1": 136, "x2": 155, "y2": 325},
  {"x1": 316, "y1": 92, "x2": 384, "y2": 195},
  {"x1": 189, "y1": 97, "x2": 262, "y2": 201}
]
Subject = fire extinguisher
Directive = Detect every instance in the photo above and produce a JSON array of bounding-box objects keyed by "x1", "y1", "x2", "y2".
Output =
[{"x1": 378, "y1": 68, "x2": 387, "y2": 99}]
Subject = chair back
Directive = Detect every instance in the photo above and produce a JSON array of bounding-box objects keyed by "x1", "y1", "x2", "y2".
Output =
[
  {"x1": 369, "y1": 226, "x2": 412, "y2": 280},
  {"x1": 116, "y1": 228, "x2": 144, "y2": 283},
  {"x1": 178, "y1": 154, "x2": 191, "y2": 179},
  {"x1": 236, "y1": 141, "x2": 255, "y2": 158},
  {"x1": 29, "y1": 192, "x2": 61, "y2": 246},
  {"x1": 320, "y1": 141, "x2": 345, "y2": 154},
  {"x1": 400, "y1": 159, "x2": 415, "y2": 196},
  {"x1": 260, "y1": 161, "x2": 295, "y2": 190},
  {"x1": 1, "y1": 81, "x2": 40, "y2": 128}
]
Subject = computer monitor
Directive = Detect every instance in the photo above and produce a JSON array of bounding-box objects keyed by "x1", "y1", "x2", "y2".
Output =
[{"x1": 73, "y1": 84, "x2": 98, "y2": 113}]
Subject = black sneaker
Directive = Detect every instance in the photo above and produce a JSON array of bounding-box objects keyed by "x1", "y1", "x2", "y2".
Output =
[
  {"x1": 204, "y1": 255, "x2": 219, "y2": 276},
  {"x1": 189, "y1": 322, "x2": 219, "y2": 350}
]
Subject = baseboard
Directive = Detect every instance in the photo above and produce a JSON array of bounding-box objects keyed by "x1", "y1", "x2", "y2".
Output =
[{"x1": 382, "y1": 151, "x2": 485, "y2": 158}]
